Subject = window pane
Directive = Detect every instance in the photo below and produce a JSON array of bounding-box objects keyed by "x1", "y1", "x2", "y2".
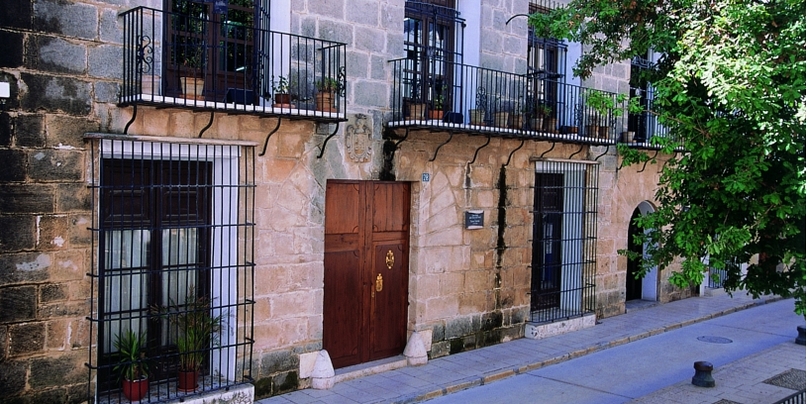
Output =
[
  {"x1": 103, "y1": 229, "x2": 150, "y2": 353},
  {"x1": 161, "y1": 228, "x2": 200, "y2": 345}
]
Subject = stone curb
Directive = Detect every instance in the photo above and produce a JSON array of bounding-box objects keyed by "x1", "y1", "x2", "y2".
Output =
[{"x1": 391, "y1": 296, "x2": 784, "y2": 404}]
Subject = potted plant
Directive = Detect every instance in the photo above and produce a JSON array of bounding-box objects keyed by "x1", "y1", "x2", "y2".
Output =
[
  {"x1": 113, "y1": 330, "x2": 149, "y2": 402},
  {"x1": 429, "y1": 94, "x2": 445, "y2": 120},
  {"x1": 315, "y1": 67, "x2": 346, "y2": 113},
  {"x1": 492, "y1": 98, "x2": 511, "y2": 128},
  {"x1": 585, "y1": 89, "x2": 624, "y2": 139},
  {"x1": 159, "y1": 287, "x2": 223, "y2": 392},
  {"x1": 272, "y1": 75, "x2": 294, "y2": 108},
  {"x1": 536, "y1": 104, "x2": 556, "y2": 133},
  {"x1": 180, "y1": 43, "x2": 205, "y2": 100},
  {"x1": 585, "y1": 112, "x2": 602, "y2": 138},
  {"x1": 511, "y1": 97, "x2": 528, "y2": 130},
  {"x1": 469, "y1": 88, "x2": 487, "y2": 125}
]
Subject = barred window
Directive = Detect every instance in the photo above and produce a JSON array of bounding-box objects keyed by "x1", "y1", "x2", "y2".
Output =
[
  {"x1": 86, "y1": 136, "x2": 255, "y2": 402},
  {"x1": 530, "y1": 159, "x2": 597, "y2": 323}
]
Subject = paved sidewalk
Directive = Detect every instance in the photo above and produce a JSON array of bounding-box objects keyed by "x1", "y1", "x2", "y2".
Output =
[
  {"x1": 258, "y1": 293, "x2": 802, "y2": 404},
  {"x1": 629, "y1": 341, "x2": 805, "y2": 404}
]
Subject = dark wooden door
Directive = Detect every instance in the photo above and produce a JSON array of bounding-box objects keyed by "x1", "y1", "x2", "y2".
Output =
[
  {"x1": 323, "y1": 180, "x2": 410, "y2": 369},
  {"x1": 531, "y1": 173, "x2": 564, "y2": 311}
]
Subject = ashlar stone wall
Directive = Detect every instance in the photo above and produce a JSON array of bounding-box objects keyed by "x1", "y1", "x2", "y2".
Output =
[{"x1": 0, "y1": 0, "x2": 138, "y2": 401}]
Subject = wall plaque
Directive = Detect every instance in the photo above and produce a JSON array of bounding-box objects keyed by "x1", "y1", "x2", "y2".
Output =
[{"x1": 465, "y1": 210, "x2": 484, "y2": 230}]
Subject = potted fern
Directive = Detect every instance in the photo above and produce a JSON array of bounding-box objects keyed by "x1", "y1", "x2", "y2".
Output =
[{"x1": 113, "y1": 330, "x2": 149, "y2": 401}]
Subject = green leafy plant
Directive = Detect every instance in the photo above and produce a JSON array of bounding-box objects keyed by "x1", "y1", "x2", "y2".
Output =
[
  {"x1": 536, "y1": 103, "x2": 553, "y2": 117},
  {"x1": 113, "y1": 329, "x2": 149, "y2": 381},
  {"x1": 315, "y1": 66, "x2": 346, "y2": 96},
  {"x1": 272, "y1": 75, "x2": 290, "y2": 95},
  {"x1": 155, "y1": 287, "x2": 223, "y2": 372},
  {"x1": 432, "y1": 94, "x2": 445, "y2": 110},
  {"x1": 532, "y1": 0, "x2": 806, "y2": 314},
  {"x1": 182, "y1": 44, "x2": 205, "y2": 70}
]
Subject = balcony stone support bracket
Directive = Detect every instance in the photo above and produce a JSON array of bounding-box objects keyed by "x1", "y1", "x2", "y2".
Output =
[
  {"x1": 198, "y1": 110, "x2": 215, "y2": 138},
  {"x1": 259, "y1": 118, "x2": 282, "y2": 157},
  {"x1": 429, "y1": 131, "x2": 454, "y2": 162},
  {"x1": 317, "y1": 122, "x2": 341, "y2": 159},
  {"x1": 469, "y1": 135, "x2": 491, "y2": 165}
]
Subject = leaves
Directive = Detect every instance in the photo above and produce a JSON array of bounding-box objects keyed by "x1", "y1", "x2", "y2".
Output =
[{"x1": 531, "y1": 0, "x2": 806, "y2": 314}]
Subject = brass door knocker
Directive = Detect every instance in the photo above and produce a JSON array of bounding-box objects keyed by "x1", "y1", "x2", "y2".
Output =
[{"x1": 385, "y1": 250, "x2": 395, "y2": 270}]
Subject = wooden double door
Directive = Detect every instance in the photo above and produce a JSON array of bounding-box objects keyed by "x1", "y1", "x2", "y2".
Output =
[{"x1": 323, "y1": 180, "x2": 411, "y2": 369}]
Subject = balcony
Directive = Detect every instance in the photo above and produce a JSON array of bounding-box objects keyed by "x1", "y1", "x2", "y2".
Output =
[
  {"x1": 388, "y1": 58, "x2": 631, "y2": 145},
  {"x1": 624, "y1": 87, "x2": 677, "y2": 149},
  {"x1": 120, "y1": 7, "x2": 347, "y2": 122}
]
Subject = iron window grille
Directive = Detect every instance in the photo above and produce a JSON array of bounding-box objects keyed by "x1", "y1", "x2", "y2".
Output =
[
  {"x1": 530, "y1": 159, "x2": 598, "y2": 324},
  {"x1": 85, "y1": 135, "x2": 255, "y2": 403}
]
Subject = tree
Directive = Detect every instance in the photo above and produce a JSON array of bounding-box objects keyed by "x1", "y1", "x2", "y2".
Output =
[{"x1": 530, "y1": 0, "x2": 806, "y2": 314}]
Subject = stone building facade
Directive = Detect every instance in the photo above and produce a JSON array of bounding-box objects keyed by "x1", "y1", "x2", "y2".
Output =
[{"x1": 0, "y1": 0, "x2": 690, "y2": 402}]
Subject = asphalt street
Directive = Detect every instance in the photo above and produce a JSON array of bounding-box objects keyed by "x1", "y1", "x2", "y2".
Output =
[{"x1": 423, "y1": 298, "x2": 804, "y2": 404}]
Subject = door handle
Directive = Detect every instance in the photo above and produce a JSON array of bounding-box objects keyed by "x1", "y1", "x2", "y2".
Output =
[{"x1": 375, "y1": 273, "x2": 383, "y2": 292}]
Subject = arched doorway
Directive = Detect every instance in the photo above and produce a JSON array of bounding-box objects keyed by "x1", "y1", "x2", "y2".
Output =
[{"x1": 626, "y1": 202, "x2": 658, "y2": 301}]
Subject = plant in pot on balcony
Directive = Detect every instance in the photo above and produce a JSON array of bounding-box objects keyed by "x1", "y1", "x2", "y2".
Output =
[
  {"x1": 161, "y1": 288, "x2": 223, "y2": 392},
  {"x1": 315, "y1": 67, "x2": 346, "y2": 113},
  {"x1": 113, "y1": 329, "x2": 150, "y2": 402},
  {"x1": 492, "y1": 98, "x2": 511, "y2": 128},
  {"x1": 180, "y1": 44, "x2": 206, "y2": 100},
  {"x1": 429, "y1": 94, "x2": 445, "y2": 120},
  {"x1": 585, "y1": 89, "x2": 628, "y2": 139},
  {"x1": 469, "y1": 88, "x2": 487, "y2": 125},
  {"x1": 511, "y1": 97, "x2": 529, "y2": 130},
  {"x1": 536, "y1": 104, "x2": 556, "y2": 133},
  {"x1": 272, "y1": 75, "x2": 294, "y2": 108}
]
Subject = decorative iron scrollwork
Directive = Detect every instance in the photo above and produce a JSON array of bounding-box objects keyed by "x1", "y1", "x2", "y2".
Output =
[{"x1": 136, "y1": 35, "x2": 154, "y2": 74}]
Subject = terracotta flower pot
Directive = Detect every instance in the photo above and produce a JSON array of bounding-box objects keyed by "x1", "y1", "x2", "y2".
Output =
[
  {"x1": 469, "y1": 109, "x2": 485, "y2": 125},
  {"x1": 316, "y1": 91, "x2": 336, "y2": 112},
  {"x1": 544, "y1": 118, "x2": 558, "y2": 133},
  {"x1": 530, "y1": 117, "x2": 544, "y2": 131},
  {"x1": 408, "y1": 103, "x2": 425, "y2": 119},
  {"x1": 177, "y1": 370, "x2": 198, "y2": 392},
  {"x1": 123, "y1": 376, "x2": 149, "y2": 401},
  {"x1": 428, "y1": 109, "x2": 444, "y2": 120},
  {"x1": 493, "y1": 112, "x2": 510, "y2": 128},
  {"x1": 180, "y1": 77, "x2": 204, "y2": 100},
  {"x1": 273, "y1": 94, "x2": 291, "y2": 108}
]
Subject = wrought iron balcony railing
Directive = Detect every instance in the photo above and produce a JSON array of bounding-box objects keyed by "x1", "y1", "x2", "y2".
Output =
[
  {"x1": 121, "y1": 6, "x2": 347, "y2": 122},
  {"x1": 388, "y1": 58, "x2": 631, "y2": 145},
  {"x1": 624, "y1": 86, "x2": 676, "y2": 148}
]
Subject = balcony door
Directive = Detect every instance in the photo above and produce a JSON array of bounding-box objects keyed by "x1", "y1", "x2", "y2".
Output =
[
  {"x1": 166, "y1": 0, "x2": 257, "y2": 102},
  {"x1": 403, "y1": 1, "x2": 463, "y2": 116}
]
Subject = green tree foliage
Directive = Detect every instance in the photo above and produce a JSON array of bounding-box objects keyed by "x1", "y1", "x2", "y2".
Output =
[{"x1": 530, "y1": 0, "x2": 806, "y2": 314}]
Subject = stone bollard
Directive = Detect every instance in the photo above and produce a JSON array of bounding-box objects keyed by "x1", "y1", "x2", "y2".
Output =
[
  {"x1": 796, "y1": 326, "x2": 805, "y2": 346},
  {"x1": 692, "y1": 361, "x2": 715, "y2": 387}
]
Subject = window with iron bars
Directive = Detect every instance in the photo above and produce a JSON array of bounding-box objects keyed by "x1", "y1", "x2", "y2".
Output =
[
  {"x1": 86, "y1": 136, "x2": 255, "y2": 403},
  {"x1": 530, "y1": 159, "x2": 597, "y2": 323}
]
